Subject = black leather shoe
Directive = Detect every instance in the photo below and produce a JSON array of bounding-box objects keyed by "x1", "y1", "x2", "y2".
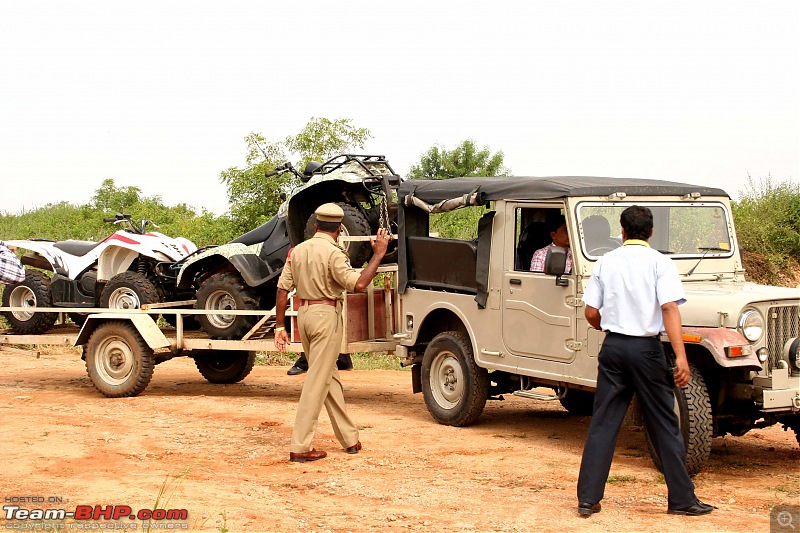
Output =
[
  {"x1": 337, "y1": 353, "x2": 353, "y2": 371},
  {"x1": 345, "y1": 441, "x2": 362, "y2": 454},
  {"x1": 287, "y1": 364, "x2": 307, "y2": 376},
  {"x1": 667, "y1": 500, "x2": 714, "y2": 516},
  {"x1": 577, "y1": 502, "x2": 601, "y2": 516}
]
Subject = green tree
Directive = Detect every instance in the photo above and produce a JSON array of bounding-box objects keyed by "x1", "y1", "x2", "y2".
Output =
[
  {"x1": 407, "y1": 139, "x2": 509, "y2": 180},
  {"x1": 220, "y1": 118, "x2": 372, "y2": 234},
  {"x1": 92, "y1": 179, "x2": 143, "y2": 212}
]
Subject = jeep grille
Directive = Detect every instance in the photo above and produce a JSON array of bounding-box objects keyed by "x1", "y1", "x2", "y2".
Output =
[{"x1": 766, "y1": 304, "x2": 800, "y2": 375}]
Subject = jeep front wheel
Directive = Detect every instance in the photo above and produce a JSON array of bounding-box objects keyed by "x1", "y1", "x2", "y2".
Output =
[
  {"x1": 421, "y1": 331, "x2": 489, "y2": 426},
  {"x1": 645, "y1": 362, "x2": 712, "y2": 475}
]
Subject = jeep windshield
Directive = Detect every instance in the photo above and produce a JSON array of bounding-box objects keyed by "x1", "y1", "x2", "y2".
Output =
[{"x1": 576, "y1": 202, "x2": 733, "y2": 259}]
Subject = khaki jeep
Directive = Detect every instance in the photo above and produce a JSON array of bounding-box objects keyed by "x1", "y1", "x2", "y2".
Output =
[{"x1": 394, "y1": 175, "x2": 800, "y2": 473}]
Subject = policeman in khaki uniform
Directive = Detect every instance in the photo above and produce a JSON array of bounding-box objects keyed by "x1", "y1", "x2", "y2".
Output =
[{"x1": 275, "y1": 203, "x2": 390, "y2": 462}]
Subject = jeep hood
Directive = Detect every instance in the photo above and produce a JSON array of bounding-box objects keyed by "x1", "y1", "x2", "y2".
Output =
[{"x1": 680, "y1": 281, "x2": 800, "y2": 327}]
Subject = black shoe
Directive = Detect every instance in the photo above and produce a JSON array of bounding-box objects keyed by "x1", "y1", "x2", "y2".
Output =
[
  {"x1": 287, "y1": 364, "x2": 307, "y2": 376},
  {"x1": 337, "y1": 353, "x2": 353, "y2": 371},
  {"x1": 345, "y1": 441, "x2": 362, "y2": 454},
  {"x1": 667, "y1": 500, "x2": 714, "y2": 516},
  {"x1": 577, "y1": 502, "x2": 601, "y2": 516}
]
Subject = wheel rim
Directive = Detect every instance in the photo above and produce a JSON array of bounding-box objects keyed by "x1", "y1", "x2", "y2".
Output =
[
  {"x1": 94, "y1": 335, "x2": 135, "y2": 386},
  {"x1": 107, "y1": 287, "x2": 141, "y2": 310},
  {"x1": 340, "y1": 226, "x2": 352, "y2": 253},
  {"x1": 8, "y1": 285, "x2": 37, "y2": 321},
  {"x1": 429, "y1": 350, "x2": 464, "y2": 409},
  {"x1": 205, "y1": 290, "x2": 236, "y2": 328}
]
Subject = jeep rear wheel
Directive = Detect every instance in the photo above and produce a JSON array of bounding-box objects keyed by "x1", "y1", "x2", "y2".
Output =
[
  {"x1": 195, "y1": 272, "x2": 260, "y2": 340},
  {"x1": 559, "y1": 389, "x2": 596, "y2": 416},
  {"x1": 193, "y1": 350, "x2": 257, "y2": 383},
  {"x1": 421, "y1": 331, "x2": 489, "y2": 426},
  {"x1": 1, "y1": 270, "x2": 58, "y2": 334},
  {"x1": 645, "y1": 362, "x2": 712, "y2": 475},
  {"x1": 304, "y1": 202, "x2": 372, "y2": 267}
]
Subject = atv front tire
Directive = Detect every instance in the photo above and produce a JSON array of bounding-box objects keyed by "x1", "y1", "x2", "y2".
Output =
[{"x1": 100, "y1": 271, "x2": 160, "y2": 310}]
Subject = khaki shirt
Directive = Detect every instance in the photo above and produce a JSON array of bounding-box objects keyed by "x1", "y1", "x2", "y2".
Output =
[{"x1": 277, "y1": 233, "x2": 361, "y2": 300}]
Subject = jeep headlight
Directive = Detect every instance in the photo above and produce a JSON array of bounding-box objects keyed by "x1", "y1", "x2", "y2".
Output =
[{"x1": 738, "y1": 309, "x2": 764, "y2": 342}]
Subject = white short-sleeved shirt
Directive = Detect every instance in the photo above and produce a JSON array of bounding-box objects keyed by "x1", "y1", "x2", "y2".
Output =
[{"x1": 582, "y1": 240, "x2": 686, "y2": 337}]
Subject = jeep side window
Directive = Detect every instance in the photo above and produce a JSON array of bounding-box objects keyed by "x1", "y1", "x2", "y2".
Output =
[{"x1": 515, "y1": 207, "x2": 567, "y2": 272}]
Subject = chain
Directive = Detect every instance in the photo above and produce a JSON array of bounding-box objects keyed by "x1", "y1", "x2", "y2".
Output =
[{"x1": 379, "y1": 195, "x2": 391, "y2": 231}]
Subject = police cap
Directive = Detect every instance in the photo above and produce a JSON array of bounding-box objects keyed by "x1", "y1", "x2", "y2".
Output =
[{"x1": 315, "y1": 203, "x2": 344, "y2": 223}]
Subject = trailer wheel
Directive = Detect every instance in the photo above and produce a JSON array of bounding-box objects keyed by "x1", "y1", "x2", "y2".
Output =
[
  {"x1": 85, "y1": 321, "x2": 155, "y2": 398},
  {"x1": 421, "y1": 331, "x2": 489, "y2": 426},
  {"x1": 195, "y1": 272, "x2": 260, "y2": 340},
  {"x1": 193, "y1": 350, "x2": 257, "y2": 384},
  {"x1": 1, "y1": 270, "x2": 57, "y2": 334},
  {"x1": 645, "y1": 362, "x2": 712, "y2": 475},
  {"x1": 305, "y1": 202, "x2": 372, "y2": 267}
]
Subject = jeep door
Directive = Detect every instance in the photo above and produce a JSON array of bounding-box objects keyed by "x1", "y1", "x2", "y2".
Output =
[{"x1": 501, "y1": 203, "x2": 578, "y2": 363}]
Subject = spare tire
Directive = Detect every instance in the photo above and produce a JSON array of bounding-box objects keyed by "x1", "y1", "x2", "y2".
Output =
[{"x1": 304, "y1": 203, "x2": 372, "y2": 267}]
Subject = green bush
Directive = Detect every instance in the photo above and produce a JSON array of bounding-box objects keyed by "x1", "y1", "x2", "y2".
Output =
[{"x1": 732, "y1": 176, "x2": 800, "y2": 269}]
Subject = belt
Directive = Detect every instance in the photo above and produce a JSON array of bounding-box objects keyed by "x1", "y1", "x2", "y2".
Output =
[
  {"x1": 300, "y1": 298, "x2": 337, "y2": 307},
  {"x1": 605, "y1": 331, "x2": 658, "y2": 339}
]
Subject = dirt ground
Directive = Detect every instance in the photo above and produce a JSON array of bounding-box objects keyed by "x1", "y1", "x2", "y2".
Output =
[{"x1": 0, "y1": 347, "x2": 798, "y2": 533}]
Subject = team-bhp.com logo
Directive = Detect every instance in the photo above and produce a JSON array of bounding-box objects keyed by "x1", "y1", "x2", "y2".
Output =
[{"x1": 4, "y1": 501, "x2": 188, "y2": 530}]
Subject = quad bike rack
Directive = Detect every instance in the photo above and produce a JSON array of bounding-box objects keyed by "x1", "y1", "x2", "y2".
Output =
[{"x1": 0, "y1": 265, "x2": 400, "y2": 398}]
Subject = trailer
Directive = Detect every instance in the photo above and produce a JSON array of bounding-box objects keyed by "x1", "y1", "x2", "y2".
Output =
[{"x1": 0, "y1": 265, "x2": 400, "y2": 398}]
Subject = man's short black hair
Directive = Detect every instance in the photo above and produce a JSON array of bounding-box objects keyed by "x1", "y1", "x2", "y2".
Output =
[
  {"x1": 316, "y1": 220, "x2": 341, "y2": 233},
  {"x1": 620, "y1": 205, "x2": 653, "y2": 240},
  {"x1": 548, "y1": 214, "x2": 566, "y2": 233}
]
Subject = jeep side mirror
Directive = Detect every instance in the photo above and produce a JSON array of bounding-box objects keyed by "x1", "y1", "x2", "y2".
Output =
[{"x1": 544, "y1": 246, "x2": 569, "y2": 287}]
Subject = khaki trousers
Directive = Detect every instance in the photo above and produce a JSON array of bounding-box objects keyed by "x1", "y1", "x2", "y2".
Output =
[{"x1": 290, "y1": 303, "x2": 359, "y2": 453}]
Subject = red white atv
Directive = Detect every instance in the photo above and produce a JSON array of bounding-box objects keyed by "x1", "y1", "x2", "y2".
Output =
[{"x1": 2, "y1": 214, "x2": 197, "y2": 334}]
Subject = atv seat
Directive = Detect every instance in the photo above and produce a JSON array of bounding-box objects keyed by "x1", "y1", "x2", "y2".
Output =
[{"x1": 53, "y1": 240, "x2": 102, "y2": 256}]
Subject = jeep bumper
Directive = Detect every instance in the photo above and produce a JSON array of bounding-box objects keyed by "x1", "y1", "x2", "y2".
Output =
[{"x1": 755, "y1": 364, "x2": 800, "y2": 412}]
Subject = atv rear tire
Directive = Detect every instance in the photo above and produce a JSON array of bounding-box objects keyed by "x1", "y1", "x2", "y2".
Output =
[
  {"x1": 195, "y1": 272, "x2": 260, "y2": 340},
  {"x1": 1, "y1": 270, "x2": 58, "y2": 334},
  {"x1": 304, "y1": 202, "x2": 371, "y2": 267}
]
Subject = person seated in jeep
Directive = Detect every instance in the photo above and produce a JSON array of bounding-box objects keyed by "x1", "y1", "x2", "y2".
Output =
[{"x1": 529, "y1": 215, "x2": 572, "y2": 273}]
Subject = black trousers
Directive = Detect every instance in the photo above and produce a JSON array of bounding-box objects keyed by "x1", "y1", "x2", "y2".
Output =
[{"x1": 577, "y1": 333, "x2": 696, "y2": 508}]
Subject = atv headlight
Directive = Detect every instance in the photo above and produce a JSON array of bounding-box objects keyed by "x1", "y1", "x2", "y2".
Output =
[{"x1": 738, "y1": 309, "x2": 764, "y2": 342}]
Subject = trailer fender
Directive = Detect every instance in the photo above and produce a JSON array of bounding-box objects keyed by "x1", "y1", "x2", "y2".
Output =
[
  {"x1": 75, "y1": 313, "x2": 170, "y2": 351},
  {"x1": 680, "y1": 327, "x2": 762, "y2": 370}
]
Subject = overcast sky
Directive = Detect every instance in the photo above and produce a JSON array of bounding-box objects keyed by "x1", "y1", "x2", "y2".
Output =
[{"x1": 1, "y1": 1, "x2": 798, "y2": 218}]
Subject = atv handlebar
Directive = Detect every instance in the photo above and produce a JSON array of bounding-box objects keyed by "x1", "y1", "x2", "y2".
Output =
[{"x1": 103, "y1": 213, "x2": 157, "y2": 235}]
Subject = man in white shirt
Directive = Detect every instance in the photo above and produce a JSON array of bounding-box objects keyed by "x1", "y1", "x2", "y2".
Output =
[{"x1": 576, "y1": 205, "x2": 713, "y2": 517}]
